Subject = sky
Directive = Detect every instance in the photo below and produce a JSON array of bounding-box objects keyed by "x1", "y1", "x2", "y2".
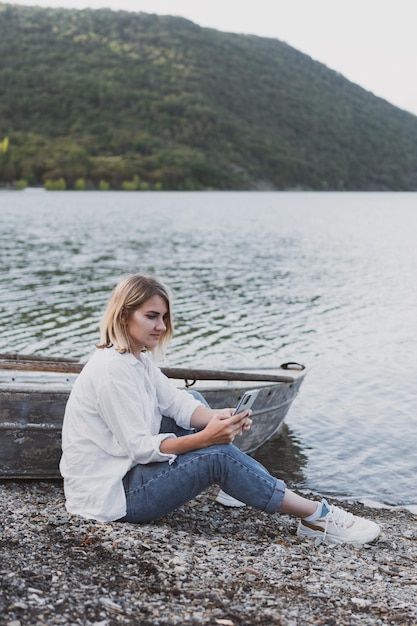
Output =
[{"x1": 8, "y1": 0, "x2": 417, "y2": 117}]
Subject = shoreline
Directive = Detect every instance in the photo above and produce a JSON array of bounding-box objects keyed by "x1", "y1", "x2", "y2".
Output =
[
  {"x1": 1, "y1": 481, "x2": 416, "y2": 625},
  {"x1": 353, "y1": 500, "x2": 417, "y2": 516}
]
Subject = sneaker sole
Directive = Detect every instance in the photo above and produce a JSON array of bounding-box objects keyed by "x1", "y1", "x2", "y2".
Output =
[
  {"x1": 215, "y1": 491, "x2": 246, "y2": 507},
  {"x1": 297, "y1": 525, "x2": 381, "y2": 545}
]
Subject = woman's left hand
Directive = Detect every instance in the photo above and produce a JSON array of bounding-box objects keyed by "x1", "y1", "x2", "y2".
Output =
[
  {"x1": 218, "y1": 408, "x2": 252, "y2": 434},
  {"x1": 241, "y1": 416, "x2": 252, "y2": 432}
]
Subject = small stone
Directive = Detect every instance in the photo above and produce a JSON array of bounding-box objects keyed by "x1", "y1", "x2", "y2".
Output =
[
  {"x1": 99, "y1": 597, "x2": 123, "y2": 613},
  {"x1": 352, "y1": 597, "x2": 372, "y2": 607}
]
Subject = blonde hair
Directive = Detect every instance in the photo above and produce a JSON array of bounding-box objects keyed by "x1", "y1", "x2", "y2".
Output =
[{"x1": 98, "y1": 274, "x2": 173, "y2": 356}]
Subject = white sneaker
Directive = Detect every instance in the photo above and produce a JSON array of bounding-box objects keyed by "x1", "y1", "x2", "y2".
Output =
[
  {"x1": 215, "y1": 490, "x2": 246, "y2": 508},
  {"x1": 297, "y1": 500, "x2": 381, "y2": 545}
]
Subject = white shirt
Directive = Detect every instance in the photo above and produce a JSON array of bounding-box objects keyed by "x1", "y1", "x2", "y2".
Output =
[{"x1": 60, "y1": 347, "x2": 202, "y2": 521}]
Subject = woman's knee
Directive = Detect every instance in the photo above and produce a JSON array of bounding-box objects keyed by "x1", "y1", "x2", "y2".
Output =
[
  {"x1": 160, "y1": 415, "x2": 193, "y2": 436},
  {"x1": 186, "y1": 389, "x2": 210, "y2": 408}
]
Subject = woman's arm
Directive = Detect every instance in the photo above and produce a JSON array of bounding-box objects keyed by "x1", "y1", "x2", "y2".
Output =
[
  {"x1": 159, "y1": 409, "x2": 252, "y2": 456},
  {"x1": 189, "y1": 404, "x2": 230, "y2": 429}
]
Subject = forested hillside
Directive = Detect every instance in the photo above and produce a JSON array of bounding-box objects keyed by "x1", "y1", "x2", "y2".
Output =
[{"x1": 1, "y1": 3, "x2": 417, "y2": 190}]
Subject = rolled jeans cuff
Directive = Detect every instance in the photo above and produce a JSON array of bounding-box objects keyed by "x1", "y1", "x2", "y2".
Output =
[{"x1": 264, "y1": 478, "x2": 287, "y2": 514}]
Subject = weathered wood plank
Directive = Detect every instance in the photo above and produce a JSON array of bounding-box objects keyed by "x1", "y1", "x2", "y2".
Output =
[{"x1": 0, "y1": 355, "x2": 299, "y2": 384}]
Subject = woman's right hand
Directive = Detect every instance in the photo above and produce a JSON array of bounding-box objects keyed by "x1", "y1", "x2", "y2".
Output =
[
  {"x1": 200, "y1": 411, "x2": 251, "y2": 446},
  {"x1": 159, "y1": 410, "x2": 252, "y2": 456}
]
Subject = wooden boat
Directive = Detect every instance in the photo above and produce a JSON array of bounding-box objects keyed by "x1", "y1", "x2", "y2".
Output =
[{"x1": 0, "y1": 353, "x2": 306, "y2": 479}]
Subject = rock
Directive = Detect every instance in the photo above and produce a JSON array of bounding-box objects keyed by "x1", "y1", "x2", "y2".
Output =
[{"x1": 1, "y1": 482, "x2": 416, "y2": 625}]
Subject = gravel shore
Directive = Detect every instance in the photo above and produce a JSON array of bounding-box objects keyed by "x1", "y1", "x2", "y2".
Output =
[{"x1": 1, "y1": 481, "x2": 416, "y2": 626}]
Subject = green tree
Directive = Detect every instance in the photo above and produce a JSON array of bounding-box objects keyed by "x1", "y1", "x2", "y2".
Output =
[
  {"x1": 121, "y1": 180, "x2": 137, "y2": 191},
  {"x1": 74, "y1": 177, "x2": 86, "y2": 190},
  {"x1": 45, "y1": 177, "x2": 67, "y2": 190},
  {"x1": 2, "y1": 4, "x2": 417, "y2": 190}
]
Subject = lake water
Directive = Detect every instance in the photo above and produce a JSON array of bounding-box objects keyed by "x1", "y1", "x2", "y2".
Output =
[{"x1": 1, "y1": 190, "x2": 416, "y2": 512}]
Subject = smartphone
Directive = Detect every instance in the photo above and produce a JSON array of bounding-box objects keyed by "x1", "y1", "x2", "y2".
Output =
[{"x1": 233, "y1": 389, "x2": 260, "y2": 415}]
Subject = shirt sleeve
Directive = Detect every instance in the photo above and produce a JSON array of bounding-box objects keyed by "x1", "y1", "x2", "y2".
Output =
[
  {"x1": 149, "y1": 361, "x2": 205, "y2": 429},
  {"x1": 97, "y1": 375, "x2": 177, "y2": 465}
]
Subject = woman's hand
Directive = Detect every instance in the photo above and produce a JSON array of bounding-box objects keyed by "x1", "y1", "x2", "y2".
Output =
[
  {"x1": 199, "y1": 410, "x2": 252, "y2": 446},
  {"x1": 241, "y1": 415, "x2": 253, "y2": 431},
  {"x1": 160, "y1": 408, "x2": 252, "y2": 456}
]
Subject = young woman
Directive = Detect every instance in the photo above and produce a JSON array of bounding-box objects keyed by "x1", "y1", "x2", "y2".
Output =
[{"x1": 60, "y1": 274, "x2": 380, "y2": 545}]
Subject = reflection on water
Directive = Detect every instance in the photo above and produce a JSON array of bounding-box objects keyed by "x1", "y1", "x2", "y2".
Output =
[
  {"x1": 253, "y1": 424, "x2": 308, "y2": 489},
  {"x1": 1, "y1": 190, "x2": 417, "y2": 508}
]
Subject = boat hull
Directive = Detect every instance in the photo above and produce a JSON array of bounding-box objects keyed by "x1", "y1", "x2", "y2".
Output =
[{"x1": 0, "y1": 366, "x2": 305, "y2": 479}]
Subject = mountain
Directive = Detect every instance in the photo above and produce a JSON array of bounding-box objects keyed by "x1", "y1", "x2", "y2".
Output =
[{"x1": 1, "y1": 3, "x2": 417, "y2": 190}]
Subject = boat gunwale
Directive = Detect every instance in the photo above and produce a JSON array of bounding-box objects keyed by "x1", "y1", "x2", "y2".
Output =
[{"x1": 0, "y1": 353, "x2": 307, "y2": 387}]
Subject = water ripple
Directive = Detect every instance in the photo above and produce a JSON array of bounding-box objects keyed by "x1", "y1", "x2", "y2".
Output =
[{"x1": 1, "y1": 190, "x2": 417, "y2": 507}]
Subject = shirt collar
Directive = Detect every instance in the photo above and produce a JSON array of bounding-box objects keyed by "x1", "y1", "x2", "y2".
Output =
[
  {"x1": 124, "y1": 351, "x2": 142, "y2": 366},
  {"x1": 109, "y1": 346, "x2": 142, "y2": 366}
]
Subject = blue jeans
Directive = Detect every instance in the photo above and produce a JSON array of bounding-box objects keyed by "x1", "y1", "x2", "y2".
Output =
[{"x1": 120, "y1": 394, "x2": 286, "y2": 523}]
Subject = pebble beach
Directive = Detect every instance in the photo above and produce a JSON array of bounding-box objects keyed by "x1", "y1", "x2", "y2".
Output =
[{"x1": 1, "y1": 481, "x2": 416, "y2": 626}]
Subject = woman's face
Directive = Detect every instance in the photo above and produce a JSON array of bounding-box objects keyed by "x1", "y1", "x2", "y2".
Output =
[{"x1": 125, "y1": 295, "x2": 168, "y2": 356}]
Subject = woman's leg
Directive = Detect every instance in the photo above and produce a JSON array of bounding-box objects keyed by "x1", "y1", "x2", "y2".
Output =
[
  {"x1": 159, "y1": 415, "x2": 194, "y2": 437},
  {"x1": 278, "y1": 490, "x2": 320, "y2": 517},
  {"x1": 120, "y1": 391, "x2": 380, "y2": 544},
  {"x1": 158, "y1": 417, "x2": 318, "y2": 518},
  {"x1": 159, "y1": 390, "x2": 319, "y2": 519},
  {"x1": 121, "y1": 443, "x2": 287, "y2": 523}
]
